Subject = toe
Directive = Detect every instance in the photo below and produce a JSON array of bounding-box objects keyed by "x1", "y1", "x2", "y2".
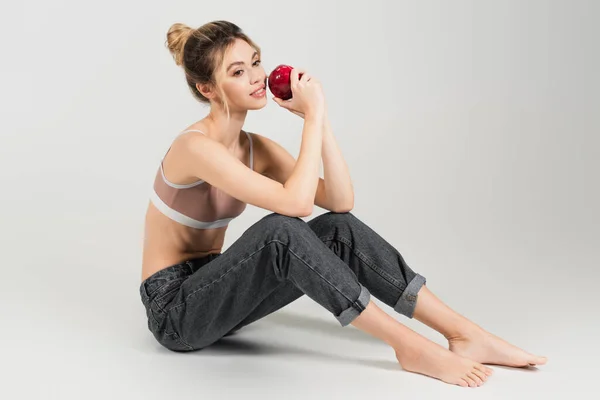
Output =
[
  {"x1": 475, "y1": 363, "x2": 493, "y2": 376},
  {"x1": 458, "y1": 379, "x2": 469, "y2": 387},
  {"x1": 536, "y1": 356, "x2": 547, "y2": 365},
  {"x1": 464, "y1": 375, "x2": 477, "y2": 387},
  {"x1": 526, "y1": 355, "x2": 545, "y2": 366},
  {"x1": 468, "y1": 372, "x2": 483, "y2": 386},
  {"x1": 472, "y1": 368, "x2": 488, "y2": 382}
]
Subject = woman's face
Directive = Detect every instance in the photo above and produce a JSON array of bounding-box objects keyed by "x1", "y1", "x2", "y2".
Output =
[{"x1": 216, "y1": 39, "x2": 268, "y2": 111}]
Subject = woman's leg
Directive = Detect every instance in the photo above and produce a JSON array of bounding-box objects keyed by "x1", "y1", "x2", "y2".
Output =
[
  {"x1": 167, "y1": 213, "x2": 373, "y2": 347},
  {"x1": 306, "y1": 211, "x2": 427, "y2": 319},
  {"x1": 308, "y1": 211, "x2": 546, "y2": 367},
  {"x1": 412, "y1": 285, "x2": 548, "y2": 366},
  {"x1": 229, "y1": 283, "x2": 492, "y2": 388},
  {"x1": 222, "y1": 208, "x2": 429, "y2": 335},
  {"x1": 158, "y1": 213, "x2": 491, "y2": 387},
  {"x1": 224, "y1": 280, "x2": 304, "y2": 336},
  {"x1": 228, "y1": 211, "x2": 425, "y2": 331}
]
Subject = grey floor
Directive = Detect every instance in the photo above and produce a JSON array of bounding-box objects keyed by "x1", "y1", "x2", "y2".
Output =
[
  {"x1": 4, "y1": 208, "x2": 597, "y2": 400},
  {"x1": 3, "y1": 1, "x2": 597, "y2": 398}
]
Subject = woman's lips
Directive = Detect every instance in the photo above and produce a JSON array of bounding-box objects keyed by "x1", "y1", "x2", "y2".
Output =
[{"x1": 250, "y1": 88, "x2": 266, "y2": 97}]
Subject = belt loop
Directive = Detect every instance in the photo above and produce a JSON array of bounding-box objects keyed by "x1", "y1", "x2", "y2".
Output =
[
  {"x1": 139, "y1": 281, "x2": 150, "y2": 303},
  {"x1": 185, "y1": 260, "x2": 194, "y2": 274}
]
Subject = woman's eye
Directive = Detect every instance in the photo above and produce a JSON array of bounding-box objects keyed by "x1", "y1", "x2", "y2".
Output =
[{"x1": 234, "y1": 60, "x2": 261, "y2": 76}]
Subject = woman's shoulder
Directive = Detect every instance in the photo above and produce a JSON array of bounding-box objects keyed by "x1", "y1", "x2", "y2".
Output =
[
  {"x1": 170, "y1": 124, "x2": 211, "y2": 153},
  {"x1": 173, "y1": 126, "x2": 270, "y2": 176},
  {"x1": 179, "y1": 123, "x2": 210, "y2": 138}
]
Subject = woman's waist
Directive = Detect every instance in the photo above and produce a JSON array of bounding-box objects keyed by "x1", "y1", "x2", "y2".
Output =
[
  {"x1": 140, "y1": 252, "x2": 221, "y2": 307},
  {"x1": 142, "y1": 248, "x2": 221, "y2": 282}
]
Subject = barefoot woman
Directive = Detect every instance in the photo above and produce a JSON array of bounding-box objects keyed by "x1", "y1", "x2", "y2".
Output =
[{"x1": 140, "y1": 20, "x2": 547, "y2": 388}]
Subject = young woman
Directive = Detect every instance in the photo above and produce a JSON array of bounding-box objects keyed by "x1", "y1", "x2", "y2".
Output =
[{"x1": 140, "y1": 20, "x2": 547, "y2": 388}]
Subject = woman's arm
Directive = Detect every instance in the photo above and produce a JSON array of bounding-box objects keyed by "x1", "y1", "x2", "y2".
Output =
[
  {"x1": 320, "y1": 114, "x2": 354, "y2": 211},
  {"x1": 283, "y1": 112, "x2": 325, "y2": 214},
  {"x1": 272, "y1": 93, "x2": 354, "y2": 212},
  {"x1": 258, "y1": 113, "x2": 354, "y2": 213}
]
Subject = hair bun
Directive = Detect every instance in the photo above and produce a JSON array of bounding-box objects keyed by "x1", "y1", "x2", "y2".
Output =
[{"x1": 166, "y1": 23, "x2": 193, "y2": 66}]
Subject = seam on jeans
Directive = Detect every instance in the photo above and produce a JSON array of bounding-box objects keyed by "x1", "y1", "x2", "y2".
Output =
[
  {"x1": 319, "y1": 234, "x2": 404, "y2": 290},
  {"x1": 177, "y1": 337, "x2": 194, "y2": 350},
  {"x1": 145, "y1": 275, "x2": 185, "y2": 302},
  {"x1": 149, "y1": 309, "x2": 161, "y2": 328},
  {"x1": 153, "y1": 283, "x2": 185, "y2": 313},
  {"x1": 280, "y1": 240, "x2": 356, "y2": 305},
  {"x1": 171, "y1": 331, "x2": 194, "y2": 350},
  {"x1": 167, "y1": 238, "x2": 356, "y2": 313},
  {"x1": 163, "y1": 330, "x2": 193, "y2": 350}
]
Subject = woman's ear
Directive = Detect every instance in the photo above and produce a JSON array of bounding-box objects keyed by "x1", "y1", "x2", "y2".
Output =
[{"x1": 196, "y1": 82, "x2": 215, "y2": 99}]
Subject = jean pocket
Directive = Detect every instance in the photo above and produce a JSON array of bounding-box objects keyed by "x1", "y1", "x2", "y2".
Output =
[{"x1": 152, "y1": 278, "x2": 185, "y2": 312}]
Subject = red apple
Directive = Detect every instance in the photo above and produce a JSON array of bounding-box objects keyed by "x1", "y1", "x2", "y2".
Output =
[{"x1": 267, "y1": 64, "x2": 303, "y2": 100}]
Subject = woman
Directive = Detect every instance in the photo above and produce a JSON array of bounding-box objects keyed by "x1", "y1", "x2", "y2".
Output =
[{"x1": 140, "y1": 20, "x2": 547, "y2": 388}]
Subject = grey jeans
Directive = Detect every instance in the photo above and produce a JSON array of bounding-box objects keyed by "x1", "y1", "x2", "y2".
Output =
[{"x1": 139, "y1": 211, "x2": 426, "y2": 352}]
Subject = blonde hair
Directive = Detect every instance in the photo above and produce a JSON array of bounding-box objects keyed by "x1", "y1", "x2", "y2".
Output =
[{"x1": 166, "y1": 20, "x2": 261, "y2": 122}]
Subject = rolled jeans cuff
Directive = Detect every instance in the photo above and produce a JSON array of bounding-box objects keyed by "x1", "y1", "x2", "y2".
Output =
[
  {"x1": 393, "y1": 273, "x2": 426, "y2": 318},
  {"x1": 335, "y1": 284, "x2": 371, "y2": 327}
]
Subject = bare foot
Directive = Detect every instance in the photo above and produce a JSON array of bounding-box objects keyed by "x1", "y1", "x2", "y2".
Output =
[
  {"x1": 393, "y1": 330, "x2": 493, "y2": 387},
  {"x1": 448, "y1": 327, "x2": 548, "y2": 367}
]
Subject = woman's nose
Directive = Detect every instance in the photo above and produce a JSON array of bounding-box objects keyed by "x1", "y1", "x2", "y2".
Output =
[{"x1": 252, "y1": 72, "x2": 266, "y2": 84}]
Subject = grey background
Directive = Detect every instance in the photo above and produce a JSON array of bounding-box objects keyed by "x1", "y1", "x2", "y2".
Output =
[{"x1": 1, "y1": 0, "x2": 598, "y2": 398}]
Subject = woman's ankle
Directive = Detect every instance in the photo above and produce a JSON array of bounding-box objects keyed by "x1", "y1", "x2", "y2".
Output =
[{"x1": 350, "y1": 300, "x2": 412, "y2": 347}]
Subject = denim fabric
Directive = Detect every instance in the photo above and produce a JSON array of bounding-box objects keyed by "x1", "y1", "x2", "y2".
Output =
[{"x1": 139, "y1": 211, "x2": 426, "y2": 352}]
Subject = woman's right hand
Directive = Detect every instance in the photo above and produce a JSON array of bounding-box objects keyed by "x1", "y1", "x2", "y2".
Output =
[{"x1": 273, "y1": 68, "x2": 325, "y2": 118}]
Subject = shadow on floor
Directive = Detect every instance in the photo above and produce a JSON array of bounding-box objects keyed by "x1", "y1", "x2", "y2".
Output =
[{"x1": 197, "y1": 335, "x2": 400, "y2": 372}]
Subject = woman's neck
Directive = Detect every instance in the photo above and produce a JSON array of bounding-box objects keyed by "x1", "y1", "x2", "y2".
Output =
[{"x1": 204, "y1": 109, "x2": 247, "y2": 150}]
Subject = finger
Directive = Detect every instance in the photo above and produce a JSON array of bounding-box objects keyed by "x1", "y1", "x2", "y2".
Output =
[
  {"x1": 290, "y1": 68, "x2": 299, "y2": 86},
  {"x1": 295, "y1": 67, "x2": 309, "y2": 82},
  {"x1": 299, "y1": 72, "x2": 311, "y2": 83},
  {"x1": 292, "y1": 67, "x2": 308, "y2": 83}
]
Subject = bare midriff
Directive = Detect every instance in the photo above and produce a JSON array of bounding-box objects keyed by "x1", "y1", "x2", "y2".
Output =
[{"x1": 141, "y1": 202, "x2": 226, "y2": 282}]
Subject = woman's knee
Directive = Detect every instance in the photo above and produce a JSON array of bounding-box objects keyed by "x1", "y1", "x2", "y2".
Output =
[
  {"x1": 307, "y1": 211, "x2": 357, "y2": 235},
  {"x1": 250, "y1": 211, "x2": 359, "y2": 241},
  {"x1": 250, "y1": 212, "x2": 308, "y2": 237}
]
